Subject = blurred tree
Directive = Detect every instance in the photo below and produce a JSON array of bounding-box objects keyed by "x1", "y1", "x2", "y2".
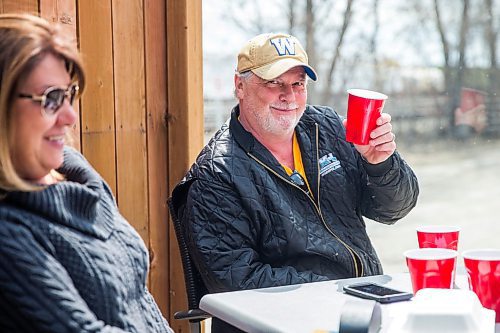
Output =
[
  {"x1": 484, "y1": 0, "x2": 498, "y2": 95},
  {"x1": 221, "y1": 0, "x2": 280, "y2": 35},
  {"x1": 320, "y1": 0, "x2": 355, "y2": 104},
  {"x1": 371, "y1": 0, "x2": 381, "y2": 91},
  {"x1": 432, "y1": 0, "x2": 470, "y2": 131},
  {"x1": 483, "y1": 0, "x2": 499, "y2": 134},
  {"x1": 287, "y1": 0, "x2": 297, "y2": 35}
]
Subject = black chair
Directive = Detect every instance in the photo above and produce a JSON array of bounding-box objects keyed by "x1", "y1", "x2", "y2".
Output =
[{"x1": 167, "y1": 197, "x2": 210, "y2": 333}]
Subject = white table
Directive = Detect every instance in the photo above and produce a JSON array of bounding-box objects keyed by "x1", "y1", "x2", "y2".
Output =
[{"x1": 200, "y1": 273, "x2": 499, "y2": 333}]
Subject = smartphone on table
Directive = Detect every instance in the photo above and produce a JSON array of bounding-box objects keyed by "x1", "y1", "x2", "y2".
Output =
[{"x1": 343, "y1": 282, "x2": 413, "y2": 303}]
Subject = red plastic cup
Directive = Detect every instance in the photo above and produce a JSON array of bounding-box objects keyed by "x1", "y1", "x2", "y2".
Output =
[
  {"x1": 416, "y1": 225, "x2": 460, "y2": 250},
  {"x1": 404, "y1": 248, "x2": 457, "y2": 294},
  {"x1": 345, "y1": 89, "x2": 388, "y2": 145},
  {"x1": 462, "y1": 249, "x2": 500, "y2": 323},
  {"x1": 460, "y1": 87, "x2": 486, "y2": 112}
]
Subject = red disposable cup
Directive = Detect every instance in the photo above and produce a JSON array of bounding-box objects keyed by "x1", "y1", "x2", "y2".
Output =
[
  {"x1": 404, "y1": 248, "x2": 457, "y2": 294},
  {"x1": 345, "y1": 89, "x2": 388, "y2": 145},
  {"x1": 416, "y1": 225, "x2": 460, "y2": 250},
  {"x1": 462, "y1": 249, "x2": 500, "y2": 323},
  {"x1": 460, "y1": 87, "x2": 486, "y2": 112}
]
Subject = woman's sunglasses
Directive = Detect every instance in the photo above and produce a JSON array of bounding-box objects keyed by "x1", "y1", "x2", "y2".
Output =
[{"x1": 18, "y1": 83, "x2": 79, "y2": 116}]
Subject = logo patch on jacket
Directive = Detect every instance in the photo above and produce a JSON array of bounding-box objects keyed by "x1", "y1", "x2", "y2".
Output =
[{"x1": 319, "y1": 153, "x2": 341, "y2": 176}]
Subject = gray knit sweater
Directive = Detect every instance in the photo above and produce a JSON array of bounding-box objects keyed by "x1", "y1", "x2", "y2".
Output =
[{"x1": 0, "y1": 147, "x2": 173, "y2": 333}]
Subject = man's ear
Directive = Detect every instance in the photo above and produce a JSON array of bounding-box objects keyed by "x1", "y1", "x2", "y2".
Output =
[{"x1": 234, "y1": 74, "x2": 244, "y2": 99}]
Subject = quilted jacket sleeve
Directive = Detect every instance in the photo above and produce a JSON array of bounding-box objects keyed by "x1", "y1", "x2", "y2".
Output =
[
  {"x1": 0, "y1": 221, "x2": 128, "y2": 333},
  {"x1": 184, "y1": 179, "x2": 329, "y2": 292},
  {"x1": 360, "y1": 151, "x2": 419, "y2": 224}
]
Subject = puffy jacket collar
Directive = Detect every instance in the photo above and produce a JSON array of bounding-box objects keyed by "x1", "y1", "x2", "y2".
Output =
[
  {"x1": 230, "y1": 105, "x2": 254, "y2": 153},
  {"x1": 230, "y1": 105, "x2": 288, "y2": 178}
]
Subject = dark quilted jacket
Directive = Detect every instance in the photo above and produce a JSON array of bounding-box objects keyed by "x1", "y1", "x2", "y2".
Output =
[
  {"x1": 0, "y1": 148, "x2": 172, "y2": 333},
  {"x1": 172, "y1": 104, "x2": 419, "y2": 293}
]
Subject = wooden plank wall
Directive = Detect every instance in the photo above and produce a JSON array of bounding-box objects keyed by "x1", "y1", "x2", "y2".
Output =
[
  {"x1": 78, "y1": 0, "x2": 117, "y2": 194},
  {"x1": 0, "y1": 1, "x2": 204, "y2": 331},
  {"x1": 166, "y1": 1, "x2": 204, "y2": 332}
]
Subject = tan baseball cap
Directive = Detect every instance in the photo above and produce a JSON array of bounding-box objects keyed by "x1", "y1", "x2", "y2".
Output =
[{"x1": 237, "y1": 33, "x2": 317, "y2": 81}]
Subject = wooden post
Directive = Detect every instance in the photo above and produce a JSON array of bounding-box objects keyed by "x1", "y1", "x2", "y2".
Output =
[
  {"x1": 167, "y1": 0, "x2": 204, "y2": 331},
  {"x1": 145, "y1": 0, "x2": 170, "y2": 319},
  {"x1": 111, "y1": 0, "x2": 149, "y2": 242}
]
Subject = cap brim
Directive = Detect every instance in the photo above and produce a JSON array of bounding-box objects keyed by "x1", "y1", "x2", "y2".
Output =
[{"x1": 252, "y1": 58, "x2": 317, "y2": 81}]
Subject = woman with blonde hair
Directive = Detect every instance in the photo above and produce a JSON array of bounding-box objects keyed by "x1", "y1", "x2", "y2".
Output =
[{"x1": 0, "y1": 13, "x2": 173, "y2": 332}]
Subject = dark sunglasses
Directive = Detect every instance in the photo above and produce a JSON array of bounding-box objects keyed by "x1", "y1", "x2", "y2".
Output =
[{"x1": 18, "y1": 83, "x2": 79, "y2": 116}]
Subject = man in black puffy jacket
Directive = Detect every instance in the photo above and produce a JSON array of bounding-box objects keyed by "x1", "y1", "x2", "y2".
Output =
[{"x1": 171, "y1": 32, "x2": 419, "y2": 331}]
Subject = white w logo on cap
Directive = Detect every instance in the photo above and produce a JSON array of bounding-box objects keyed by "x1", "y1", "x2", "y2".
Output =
[{"x1": 270, "y1": 37, "x2": 296, "y2": 56}]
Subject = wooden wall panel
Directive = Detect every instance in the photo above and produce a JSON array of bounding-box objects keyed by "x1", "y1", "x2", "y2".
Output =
[
  {"x1": 111, "y1": 0, "x2": 149, "y2": 241},
  {"x1": 167, "y1": 0, "x2": 204, "y2": 331},
  {"x1": 77, "y1": 0, "x2": 117, "y2": 194},
  {"x1": 40, "y1": 0, "x2": 75, "y2": 26},
  {"x1": 0, "y1": 0, "x2": 37, "y2": 13},
  {"x1": 144, "y1": 0, "x2": 170, "y2": 318}
]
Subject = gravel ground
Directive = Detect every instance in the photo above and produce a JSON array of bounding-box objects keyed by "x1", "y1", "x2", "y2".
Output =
[{"x1": 366, "y1": 137, "x2": 500, "y2": 273}]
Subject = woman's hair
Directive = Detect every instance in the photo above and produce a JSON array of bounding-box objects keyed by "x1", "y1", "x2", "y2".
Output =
[{"x1": 0, "y1": 13, "x2": 86, "y2": 192}]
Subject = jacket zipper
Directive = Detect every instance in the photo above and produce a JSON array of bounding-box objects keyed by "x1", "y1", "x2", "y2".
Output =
[
  {"x1": 248, "y1": 127, "x2": 364, "y2": 277},
  {"x1": 312, "y1": 124, "x2": 363, "y2": 278}
]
